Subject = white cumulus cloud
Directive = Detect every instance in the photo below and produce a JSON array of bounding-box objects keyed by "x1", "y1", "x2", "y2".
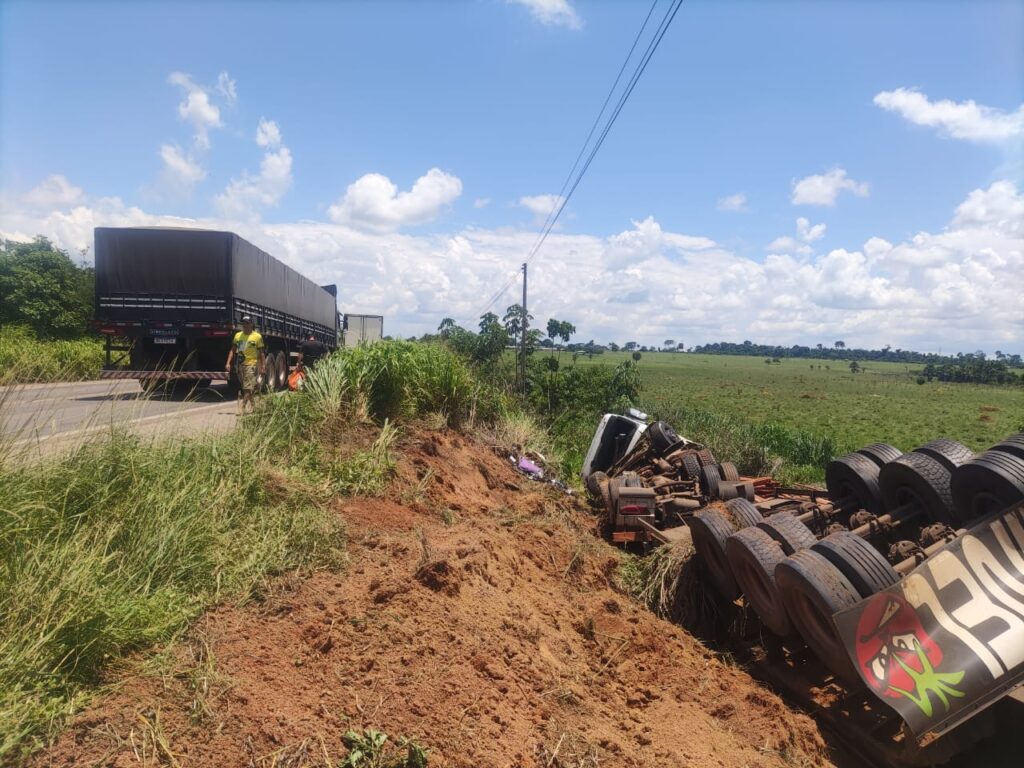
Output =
[
  {"x1": 518, "y1": 193, "x2": 565, "y2": 224},
  {"x1": 507, "y1": 0, "x2": 581, "y2": 29},
  {"x1": 2, "y1": 180, "x2": 1020, "y2": 353},
  {"x1": 158, "y1": 144, "x2": 206, "y2": 194},
  {"x1": 168, "y1": 72, "x2": 222, "y2": 150},
  {"x1": 874, "y1": 88, "x2": 1024, "y2": 143},
  {"x1": 792, "y1": 168, "x2": 869, "y2": 207},
  {"x1": 328, "y1": 168, "x2": 463, "y2": 232},
  {"x1": 473, "y1": 198, "x2": 491, "y2": 209},
  {"x1": 215, "y1": 120, "x2": 293, "y2": 219},
  {"x1": 768, "y1": 217, "x2": 827, "y2": 255},
  {"x1": 717, "y1": 192, "x2": 747, "y2": 212},
  {"x1": 255, "y1": 118, "x2": 282, "y2": 148},
  {"x1": 217, "y1": 71, "x2": 238, "y2": 105},
  {"x1": 23, "y1": 175, "x2": 84, "y2": 210}
]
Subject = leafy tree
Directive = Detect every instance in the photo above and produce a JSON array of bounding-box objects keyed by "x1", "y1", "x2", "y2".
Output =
[
  {"x1": 0, "y1": 237, "x2": 94, "y2": 338},
  {"x1": 437, "y1": 317, "x2": 457, "y2": 338},
  {"x1": 503, "y1": 303, "x2": 533, "y2": 340},
  {"x1": 664, "y1": 339, "x2": 675, "y2": 350},
  {"x1": 624, "y1": 341, "x2": 637, "y2": 351},
  {"x1": 676, "y1": 342, "x2": 685, "y2": 351},
  {"x1": 835, "y1": 340, "x2": 845, "y2": 350},
  {"x1": 632, "y1": 351, "x2": 641, "y2": 362},
  {"x1": 849, "y1": 360, "x2": 861, "y2": 373}
]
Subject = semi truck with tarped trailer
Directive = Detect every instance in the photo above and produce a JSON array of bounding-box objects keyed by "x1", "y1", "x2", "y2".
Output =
[{"x1": 93, "y1": 226, "x2": 340, "y2": 392}]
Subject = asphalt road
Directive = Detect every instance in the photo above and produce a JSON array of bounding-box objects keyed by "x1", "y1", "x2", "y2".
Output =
[{"x1": 1, "y1": 380, "x2": 240, "y2": 458}]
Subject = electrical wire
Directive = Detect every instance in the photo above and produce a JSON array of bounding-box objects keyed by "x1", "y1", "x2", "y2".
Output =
[{"x1": 470, "y1": 0, "x2": 685, "y2": 321}]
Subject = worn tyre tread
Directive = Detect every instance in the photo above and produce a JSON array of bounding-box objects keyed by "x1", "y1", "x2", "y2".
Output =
[
  {"x1": 856, "y1": 443, "x2": 902, "y2": 468},
  {"x1": 812, "y1": 531, "x2": 900, "y2": 599},
  {"x1": 726, "y1": 527, "x2": 791, "y2": 636},
  {"x1": 825, "y1": 453, "x2": 884, "y2": 515},
  {"x1": 776, "y1": 549, "x2": 861, "y2": 683},
  {"x1": 879, "y1": 451, "x2": 955, "y2": 524},
  {"x1": 913, "y1": 439, "x2": 975, "y2": 473},
  {"x1": 689, "y1": 509, "x2": 739, "y2": 600},
  {"x1": 952, "y1": 450, "x2": 1024, "y2": 522},
  {"x1": 758, "y1": 511, "x2": 817, "y2": 555},
  {"x1": 725, "y1": 498, "x2": 763, "y2": 528}
]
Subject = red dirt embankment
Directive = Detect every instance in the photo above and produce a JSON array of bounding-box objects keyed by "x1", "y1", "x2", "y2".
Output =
[{"x1": 35, "y1": 428, "x2": 833, "y2": 768}]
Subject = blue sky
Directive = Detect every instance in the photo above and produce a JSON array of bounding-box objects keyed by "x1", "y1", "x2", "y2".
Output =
[{"x1": 2, "y1": 0, "x2": 1022, "y2": 352}]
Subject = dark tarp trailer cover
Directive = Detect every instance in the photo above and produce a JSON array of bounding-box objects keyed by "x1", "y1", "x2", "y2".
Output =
[{"x1": 95, "y1": 227, "x2": 336, "y2": 329}]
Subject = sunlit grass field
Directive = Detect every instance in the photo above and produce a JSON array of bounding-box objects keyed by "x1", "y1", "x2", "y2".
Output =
[{"x1": 577, "y1": 351, "x2": 1022, "y2": 454}]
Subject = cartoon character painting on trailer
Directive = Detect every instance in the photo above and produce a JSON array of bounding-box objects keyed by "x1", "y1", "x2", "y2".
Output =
[{"x1": 854, "y1": 593, "x2": 966, "y2": 718}]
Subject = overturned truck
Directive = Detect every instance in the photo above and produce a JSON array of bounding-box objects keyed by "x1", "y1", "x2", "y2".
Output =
[{"x1": 584, "y1": 417, "x2": 1024, "y2": 765}]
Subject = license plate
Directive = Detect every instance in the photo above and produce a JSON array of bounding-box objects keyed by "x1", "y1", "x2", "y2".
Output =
[{"x1": 153, "y1": 337, "x2": 177, "y2": 345}]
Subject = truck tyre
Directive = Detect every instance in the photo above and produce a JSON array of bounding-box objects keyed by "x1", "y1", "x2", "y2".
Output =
[
  {"x1": 811, "y1": 532, "x2": 900, "y2": 599},
  {"x1": 775, "y1": 549, "x2": 861, "y2": 684},
  {"x1": 727, "y1": 527, "x2": 792, "y2": 637},
  {"x1": 689, "y1": 509, "x2": 740, "y2": 600},
  {"x1": 856, "y1": 443, "x2": 902, "y2": 468},
  {"x1": 990, "y1": 434, "x2": 1024, "y2": 461},
  {"x1": 648, "y1": 421, "x2": 684, "y2": 456},
  {"x1": 680, "y1": 452, "x2": 702, "y2": 481},
  {"x1": 825, "y1": 453, "x2": 884, "y2": 516},
  {"x1": 598, "y1": 478, "x2": 614, "y2": 521},
  {"x1": 913, "y1": 439, "x2": 975, "y2": 473},
  {"x1": 698, "y1": 463, "x2": 722, "y2": 499},
  {"x1": 757, "y1": 511, "x2": 816, "y2": 555},
  {"x1": 879, "y1": 451, "x2": 956, "y2": 525},
  {"x1": 735, "y1": 480, "x2": 756, "y2": 501},
  {"x1": 262, "y1": 355, "x2": 277, "y2": 394},
  {"x1": 951, "y1": 450, "x2": 1024, "y2": 523},
  {"x1": 696, "y1": 448, "x2": 717, "y2": 468},
  {"x1": 719, "y1": 462, "x2": 740, "y2": 481},
  {"x1": 718, "y1": 480, "x2": 740, "y2": 501},
  {"x1": 586, "y1": 471, "x2": 608, "y2": 498},
  {"x1": 275, "y1": 351, "x2": 288, "y2": 389},
  {"x1": 725, "y1": 498, "x2": 763, "y2": 528}
]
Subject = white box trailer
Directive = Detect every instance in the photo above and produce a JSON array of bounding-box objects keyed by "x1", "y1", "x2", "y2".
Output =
[{"x1": 343, "y1": 314, "x2": 384, "y2": 347}]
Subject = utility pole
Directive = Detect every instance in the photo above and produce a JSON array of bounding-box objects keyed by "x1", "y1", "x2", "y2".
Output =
[{"x1": 521, "y1": 262, "x2": 528, "y2": 396}]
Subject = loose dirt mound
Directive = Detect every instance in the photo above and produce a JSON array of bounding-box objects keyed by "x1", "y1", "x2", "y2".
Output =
[{"x1": 35, "y1": 428, "x2": 832, "y2": 768}]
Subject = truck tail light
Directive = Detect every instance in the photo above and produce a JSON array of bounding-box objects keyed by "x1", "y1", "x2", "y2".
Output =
[
  {"x1": 204, "y1": 329, "x2": 231, "y2": 337},
  {"x1": 99, "y1": 327, "x2": 118, "y2": 335},
  {"x1": 619, "y1": 505, "x2": 649, "y2": 515}
]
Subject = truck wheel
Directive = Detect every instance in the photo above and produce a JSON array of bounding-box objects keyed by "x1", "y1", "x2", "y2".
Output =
[
  {"x1": 879, "y1": 451, "x2": 956, "y2": 525},
  {"x1": 275, "y1": 351, "x2": 288, "y2": 389},
  {"x1": 680, "y1": 452, "x2": 702, "y2": 481},
  {"x1": 698, "y1": 463, "x2": 722, "y2": 499},
  {"x1": 696, "y1": 448, "x2": 717, "y2": 467},
  {"x1": 598, "y1": 478, "x2": 614, "y2": 521},
  {"x1": 725, "y1": 498, "x2": 762, "y2": 528},
  {"x1": 989, "y1": 434, "x2": 1024, "y2": 461},
  {"x1": 825, "y1": 453, "x2": 884, "y2": 516},
  {"x1": 648, "y1": 421, "x2": 683, "y2": 456},
  {"x1": 811, "y1": 532, "x2": 899, "y2": 599},
  {"x1": 717, "y1": 480, "x2": 740, "y2": 501},
  {"x1": 689, "y1": 509, "x2": 740, "y2": 600},
  {"x1": 855, "y1": 443, "x2": 902, "y2": 468},
  {"x1": 757, "y1": 511, "x2": 816, "y2": 555},
  {"x1": 913, "y1": 439, "x2": 975, "y2": 473},
  {"x1": 262, "y1": 355, "x2": 277, "y2": 394},
  {"x1": 586, "y1": 471, "x2": 608, "y2": 498},
  {"x1": 718, "y1": 462, "x2": 740, "y2": 481},
  {"x1": 726, "y1": 527, "x2": 792, "y2": 637},
  {"x1": 951, "y1": 450, "x2": 1024, "y2": 523},
  {"x1": 776, "y1": 549, "x2": 862, "y2": 684}
]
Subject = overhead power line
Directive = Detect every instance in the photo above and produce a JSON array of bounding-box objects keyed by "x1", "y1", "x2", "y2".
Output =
[{"x1": 471, "y1": 0, "x2": 685, "y2": 321}]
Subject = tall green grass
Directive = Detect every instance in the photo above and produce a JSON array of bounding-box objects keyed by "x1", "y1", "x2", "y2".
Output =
[
  {"x1": 0, "y1": 394, "x2": 348, "y2": 759},
  {"x1": 645, "y1": 400, "x2": 837, "y2": 484},
  {"x1": 0, "y1": 339, "x2": 525, "y2": 759},
  {"x1": 0, "y1": 325, "x2": 103, "y2": 384},
  {"x1": 305, "y1": 340, "x2": 503, "y2": 426}
]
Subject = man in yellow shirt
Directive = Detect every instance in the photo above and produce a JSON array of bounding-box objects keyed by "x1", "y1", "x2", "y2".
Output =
[{"x1": 225, "y1": 315, "x2": 266, "y2": 413}]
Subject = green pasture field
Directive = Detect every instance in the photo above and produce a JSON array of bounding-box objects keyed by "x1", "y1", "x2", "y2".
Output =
[{"x1": 575, "y1": 351, "x2": 1023, "y2": 454}]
